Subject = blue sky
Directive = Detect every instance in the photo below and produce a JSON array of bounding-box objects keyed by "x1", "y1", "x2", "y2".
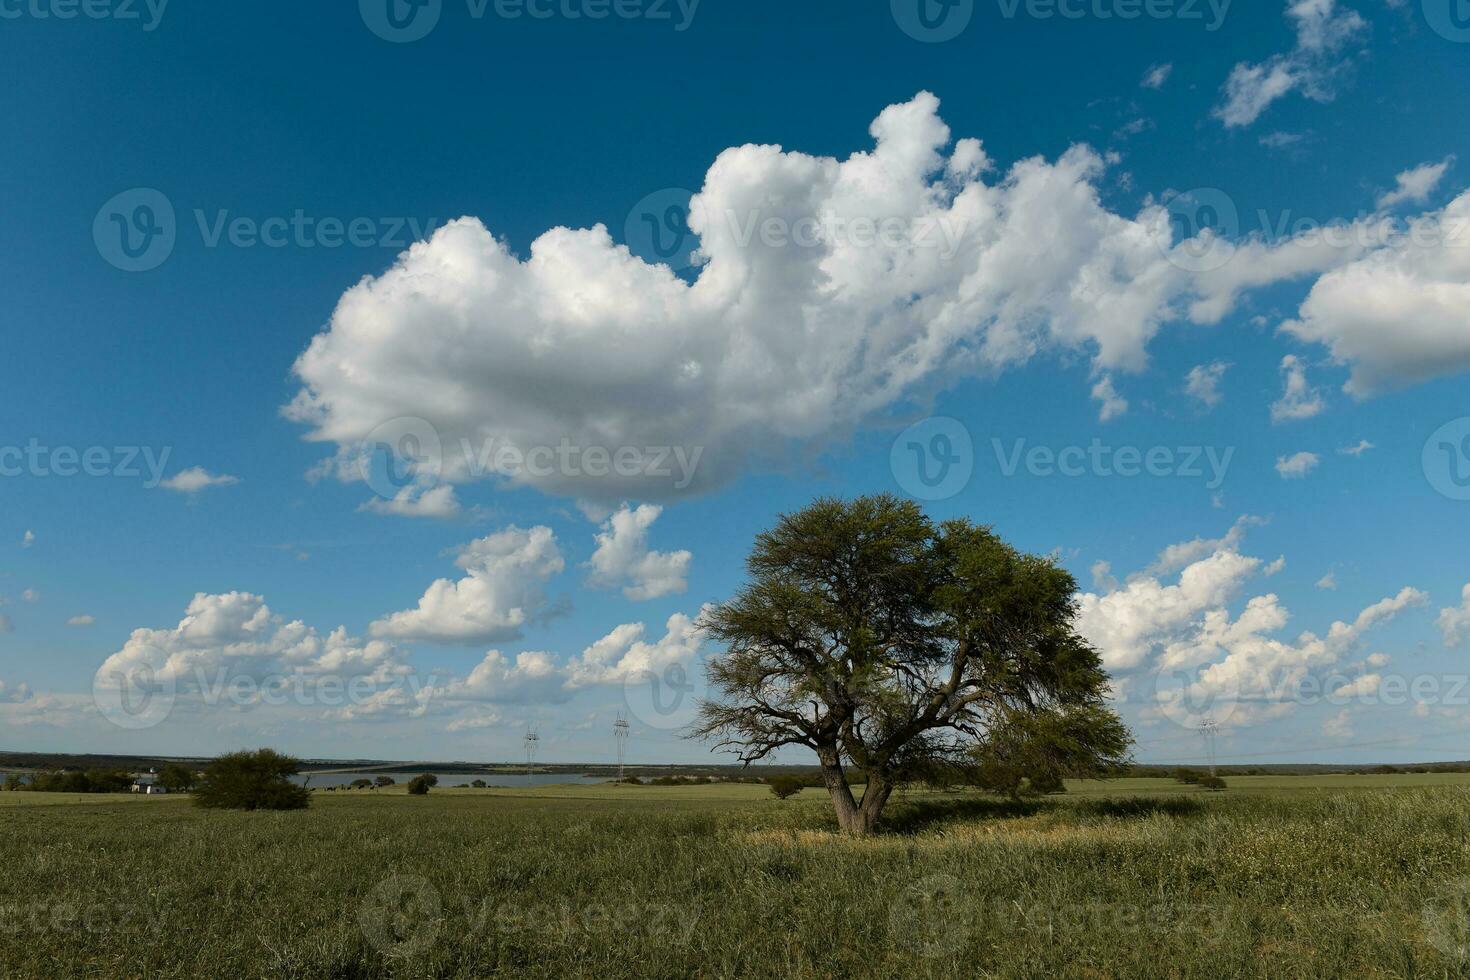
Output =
[{"x1": 2, "y1": 0, "x2": 1469, "y2": 768}]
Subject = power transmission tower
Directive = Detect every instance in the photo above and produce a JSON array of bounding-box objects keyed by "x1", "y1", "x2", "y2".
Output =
[
  {"x1": 1198, "y1": 718, "x2": 1219, "y2": 778},
  {"x1": 614, "y1": 713, "x2": 630, "y2": 782},
  {"x1": 523, "y1": 726, "x2": 539, "y2": 786}
]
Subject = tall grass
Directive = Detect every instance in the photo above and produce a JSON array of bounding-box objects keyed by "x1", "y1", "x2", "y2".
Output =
[{"x1": 2, "y1": 782, "x2": 1469, "y2": 977}]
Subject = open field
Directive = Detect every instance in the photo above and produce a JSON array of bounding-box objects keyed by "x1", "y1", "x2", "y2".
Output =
[{"x1": 5, "y1": 775, "x2": 1470, "y2": 977}]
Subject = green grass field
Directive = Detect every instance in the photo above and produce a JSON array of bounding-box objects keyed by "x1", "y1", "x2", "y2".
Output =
[{"x1": 5, "y1": 775, "x2": 1470, "y2": 977}]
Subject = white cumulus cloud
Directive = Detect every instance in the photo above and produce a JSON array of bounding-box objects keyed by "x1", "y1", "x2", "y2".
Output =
[
  {"x1": 284, "y1": 92, "x2": 1382, "y2": 503},
  {"x1": 1214, "y1": 0, "x2": 1367, "y2": 129},
  {"x1": 159, "y1": 467, "x2": 240, "y2": 494},
  {"x1": 370, "y1": 526, "x2": 565, "y2": 645},
  {"x1": 1276, "y1": 452, "x2": 1320, "y2": 479},
  {"x1": 587, "y1": 504, "x2": 691, "y2": 601},
  {"x1": 1439, "y1": 584, "x2": 1470, "y2": 648}
]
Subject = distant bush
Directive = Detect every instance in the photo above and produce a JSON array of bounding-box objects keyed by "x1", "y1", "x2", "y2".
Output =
[
  {"x1": 1026, "y1": 770, "x2": 1067, "y2": 795},
  {"x1": 1198, "y1": 775, "x2": 1227, "y2": 791},
  {"x1": 1174, "y1": 769, "x2": 1201, "y2": 785},
  {"x1": 374, "y1": 776, "x2": 396, "y2": 788},
  {"x1": 158, "y1": 764, "x2": 198, "y2": 793},
  {"x1": 471, "y1": 779, "x2": 488, "y2": 788},
  {"x1": 406, "y1": 775, "x2": 433, "y2": 795},
  {"x1": 193, "y1": 749, "x2": 310, "y2": 811},
  {"x1": 2, "y1": 775, "x2": 21, "y2": 791},
  {"x1": 768, "y1": 775, "x2": 805, "y2": 800},
  {"x1": 350, "y1": 778, "x2": 373, "y2": 790}
]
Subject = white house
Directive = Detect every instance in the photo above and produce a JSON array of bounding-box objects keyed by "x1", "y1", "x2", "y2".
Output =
[{"x1": 130, "y1": 771, "x2": 169, "y2": 795}]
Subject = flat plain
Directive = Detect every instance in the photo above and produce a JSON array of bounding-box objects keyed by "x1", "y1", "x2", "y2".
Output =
[{"x1": 4, "y1": 775, "x2": 1470, "y2": 977}]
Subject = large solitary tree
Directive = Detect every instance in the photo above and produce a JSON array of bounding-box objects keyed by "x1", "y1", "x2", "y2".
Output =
[{"x1": 696, "y1": 495, "x2": 1131, "y2": 835}]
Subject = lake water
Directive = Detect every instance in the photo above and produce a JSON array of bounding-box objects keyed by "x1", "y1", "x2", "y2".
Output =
[{"x1": 294, "y1": 771, "x2": 612, "y2": 789}]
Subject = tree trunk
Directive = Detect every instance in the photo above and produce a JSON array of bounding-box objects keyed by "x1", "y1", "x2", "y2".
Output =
[
  {"x1": 817, "y1": 751, "x2": 862, "y2": 834},
  {"x1": 819, "y1": 753, "x2": 894, "y2": 835},
  {"x1": 855, "y1": 772, "x2": 893, "y2": 835}
]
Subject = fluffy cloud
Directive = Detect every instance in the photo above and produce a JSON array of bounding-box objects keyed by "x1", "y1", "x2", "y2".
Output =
[
  {"x1": 1281, "y1": 190, "x2": 1470, "y2": 396},
  {"x1": 1270, "y1": 354, "x2": 1326, "y2": 422},
  {"x1": 285, "y1": 92, "x2": 1375, "y2": 503},
  {"x1": 1214, "y1": 0, "x2": 1366, "y2": 128},
  {"x1": 587, "y1": 504, "x2": 691, "y2": 600},
  {"x1": 159, "y1": 467, "x2": 240, "y2": 493},
  {"x1": 66, "y1": 615, "x2": 95, "y2": 627},
  {"x1": 565, "y1": 611, "x2": 706, "y2": 688},
  {"x1": 21, "y1": 530, "x2": 33, "y2": 548},
  {"x1": 1276, "y1": 452, "x2": 1320, "y2": 479},
  {"x1": 21, "y1": 589, "x2": 39, "y2": 602},
  {"x1": 96, "y1": 592, "x2": 409, "y2": 695},
  {"x1": 1184, "y1": 361, "x2": 1229, "y2": 409},
  {"x1": 1439, "y1": 584, "x2": 1470, "y2": 648},
  {"x1": 360, "y1": 484, "x2": 462, "y2": 520},
  {"x1": 1377, "y1": 158, "x2": 1453, "y2": 210},
  {"x1": 438, "y1": 609, "x2": 708, "y2": 703},
  {"x1": 1078, "y1": 523, "x2": 1427, "y2": 729},
  {"x1": 1076, "y1": 545, "x2": 1263, "y2": 671},
  {"x1": 370, "y1": 526, "x2": 565, "y2": 645}
]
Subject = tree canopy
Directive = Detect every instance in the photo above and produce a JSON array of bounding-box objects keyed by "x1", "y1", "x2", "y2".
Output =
[
  {"x1": 193, "y1": 749, "x2": 310, "y2": 811},
  {"x1": 696, "y1": 494, "x2": 1131, "y2": 834}
]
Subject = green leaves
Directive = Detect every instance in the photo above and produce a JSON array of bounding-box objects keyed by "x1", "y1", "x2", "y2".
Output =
[{"x1": 697, "y1": 495, "x2": 1132, "y2": 830}]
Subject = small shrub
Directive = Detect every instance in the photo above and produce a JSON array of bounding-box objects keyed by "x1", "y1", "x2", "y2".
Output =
[
  {"x1": 768, "y1": 775, "x2": 804, "y2": 800},
  {"x1": 374, "y1": 776, "x2": 396, "y2": 788},
  {"x1": 471, "y1": 779, "x2": 488, "y2": 788},
  {"x1": 194, "y1": 749, "x2": 310, "y2": 811},
  {"x1": 1198, "y1": 775, "x2": 1227, "y2": 791},
  {"x1": 350, "y1": 779, "x2": 373, "y2": 790},
  {"x1": 1175, "y1": 768, "x2": 1201, "y2": 785},
  {"x1": 406, "y1": 775, "x2": 432, "y2": 795}
]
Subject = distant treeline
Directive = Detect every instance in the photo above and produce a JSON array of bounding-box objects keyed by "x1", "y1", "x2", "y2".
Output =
[{"x1": 3, "y1": 769, "x2": 134, "y2": 793}]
